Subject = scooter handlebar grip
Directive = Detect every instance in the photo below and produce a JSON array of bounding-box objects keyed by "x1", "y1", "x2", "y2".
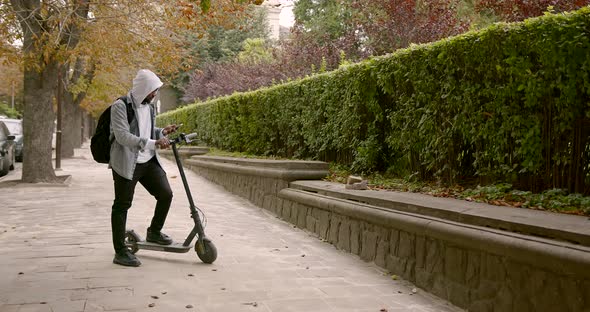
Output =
[{"x1": 185, "y1": 133, "x2": 198, "y2": 141}]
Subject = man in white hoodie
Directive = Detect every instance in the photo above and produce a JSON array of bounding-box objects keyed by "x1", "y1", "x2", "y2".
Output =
[{"x1": 109, "y1": 69, "x2": 178, "y2": 267}]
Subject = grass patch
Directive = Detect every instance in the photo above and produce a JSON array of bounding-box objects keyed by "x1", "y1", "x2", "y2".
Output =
[
  {"x1": 325, "y1": 163, "x2": 590, "y2": 216},
  {"x1": 205, "y1": 148, "x2": 289, "y2": 160}
]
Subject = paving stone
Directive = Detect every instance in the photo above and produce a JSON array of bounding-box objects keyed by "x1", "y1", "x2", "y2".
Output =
[
  {"x1": 264, "y1": 298, "x2": 334, "y2": 312},
  {"x1": 12, "y1": 303, "x2": 52, "y2": 312},
  {"x1": 0, "y1": 304, "x2": 20, "y2": 312},
  {"x1": 48, "y1": 299, "x2": 86, "y2": 312},
  {"x1": 323, "y1": 295, "x2": 391, "y2": 310}
]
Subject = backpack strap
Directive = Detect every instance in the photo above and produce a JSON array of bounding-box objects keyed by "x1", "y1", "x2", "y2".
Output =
[
  {"x1": 117, "y1": 95, "x2": 135, "y2": 124},
  {"x1": 109, "y1": 96, "x2": 136, "y2": 145}
]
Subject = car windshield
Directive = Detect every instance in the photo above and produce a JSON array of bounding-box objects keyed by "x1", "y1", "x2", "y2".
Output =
[{"x1": 2, "y1": 120, "x2": 22, "y2": 135}]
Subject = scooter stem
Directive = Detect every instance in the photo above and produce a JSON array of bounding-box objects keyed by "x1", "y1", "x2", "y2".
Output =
[
  {"x1": 171, "y1": 142, "x2": 197, "y2": 212},
  {"x1": 170, "y1": 137, "x2": 207, "y2": 248}
]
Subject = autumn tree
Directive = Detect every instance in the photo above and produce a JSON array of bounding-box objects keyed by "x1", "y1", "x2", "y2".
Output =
[
  {"x1": 0, "y1": 58, "x2": 22, "y2": 115},
  {"x1": 59, "y1": 1, "x2": 197, "y2": 158},
  {"x1": 0, "y1": 0, "x2": 91, "y2": 183},
  {"x1": 0, "y1": 0, "x2": 259, "y2": 183}
]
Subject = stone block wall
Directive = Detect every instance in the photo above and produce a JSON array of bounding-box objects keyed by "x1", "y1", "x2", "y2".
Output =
[{"x1": 182, "y1": 156, "x2": 329, "y2": 212}]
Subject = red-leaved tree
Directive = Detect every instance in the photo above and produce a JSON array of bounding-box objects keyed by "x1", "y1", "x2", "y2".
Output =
[
  {"x1": 182, "y1": 60, "x2": 287, "y2": 102},
  {"x1": 476, "y1": 0, "x2": 590, "y2": 22},
  {"x1": 349, "y1": 0, "x2": 470, "y2": 55}
]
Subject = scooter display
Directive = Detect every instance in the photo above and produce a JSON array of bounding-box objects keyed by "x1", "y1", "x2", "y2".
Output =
[{"x1": 125, "y1": 132, "x2": 217, "y2": 264}]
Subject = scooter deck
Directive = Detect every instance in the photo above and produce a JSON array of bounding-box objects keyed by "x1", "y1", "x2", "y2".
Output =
[{"x1": 135, "y1": 241, "x2": 192, "y2": 253}]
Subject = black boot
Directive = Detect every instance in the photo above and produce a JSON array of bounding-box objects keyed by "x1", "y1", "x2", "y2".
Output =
[
  {"x1": 113, "y1": 250, "x2": 141, "y2": 267},
  {"x1": 146, "y1": 228, "x2": 173, "y2": 245}
]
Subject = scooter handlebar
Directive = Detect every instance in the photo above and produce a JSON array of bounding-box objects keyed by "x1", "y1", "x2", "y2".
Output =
[
  {"x1": 185, "y1": 133, "x2": 198, "y2": 141},
  {"x1": 170, "y1": 132, "x2": 198, "y2": 145}
]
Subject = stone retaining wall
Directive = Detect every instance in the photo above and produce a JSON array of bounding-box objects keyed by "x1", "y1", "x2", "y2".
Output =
[
  {"x1": 173, "y1": 155, "x2": 590, "y2": 312},
  {"x1": 182, "y1": 156, "x2": 329, "y2": 210}
]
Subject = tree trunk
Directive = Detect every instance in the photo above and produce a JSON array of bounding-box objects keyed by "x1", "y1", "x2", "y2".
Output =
[
  {"x1": 10, "y1": 0, "x2": 91, "y2": 173},
  {"x1": 11, "y1": 0, "x2": 59, "y2": 183},
  {"x1": 21, "y1": 63, "x2": 59, "y2": 183},
  {"x1": 60, "y1": 90, "x2": 82, "y2": 158},
  {"x1": 85, "y1": 114, "x2": 96, "y2": 138},
  {"x1": 60, "y1": 58, "x2": 95, "y2": 157}
]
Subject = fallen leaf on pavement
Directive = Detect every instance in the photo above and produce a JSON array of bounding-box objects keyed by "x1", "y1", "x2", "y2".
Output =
[{"x1": 243, "y1": 302, "x2": 258, "y2": 307}]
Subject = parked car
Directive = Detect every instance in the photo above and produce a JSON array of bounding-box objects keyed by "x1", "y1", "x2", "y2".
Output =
[
  {"x1": 0, "y1": 118, "x2": 23, "y2": 161},
  {"x1": 0, "y1": 121, "x2": 16, "y2": 176}
]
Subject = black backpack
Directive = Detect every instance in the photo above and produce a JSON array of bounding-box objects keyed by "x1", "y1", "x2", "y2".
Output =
[{"x1": 90, "y1": 96, "x2": 134, "y2": 164}]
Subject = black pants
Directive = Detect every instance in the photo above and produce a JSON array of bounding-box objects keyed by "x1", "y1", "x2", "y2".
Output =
[{"x1": 111, "y1": 157, "x2": 173, "y2": 254}]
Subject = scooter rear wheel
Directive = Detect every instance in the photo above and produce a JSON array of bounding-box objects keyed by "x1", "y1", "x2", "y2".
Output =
[
  {"x1": 125, "y1": 231, "x2": 140, "y2": 254},
  {"x1": 195, "y1": 238, "x2": 217, "y2": 264}
]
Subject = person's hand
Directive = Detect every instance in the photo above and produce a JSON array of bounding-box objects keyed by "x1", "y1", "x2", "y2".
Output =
[
  {"x1": 155, "y1": 137, "x2": 170, "y2": 149},
  {"x1": 163, "y1": 124, "x2": 178, "y2": 136}
]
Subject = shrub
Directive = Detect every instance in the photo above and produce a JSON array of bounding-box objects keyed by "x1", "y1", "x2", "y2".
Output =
[{"x1": 159, "y1": 7, "x2": 590, "y2": 194}]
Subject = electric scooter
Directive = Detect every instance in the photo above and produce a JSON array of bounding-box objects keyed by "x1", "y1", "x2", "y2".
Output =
[{"x1": 124, "y1": 132, "x2": 217, "y2": 264}]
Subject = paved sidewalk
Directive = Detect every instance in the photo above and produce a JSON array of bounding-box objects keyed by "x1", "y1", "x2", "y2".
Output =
[{"x1": 0, "y1": 147, "x2": 462, "y2": 312}]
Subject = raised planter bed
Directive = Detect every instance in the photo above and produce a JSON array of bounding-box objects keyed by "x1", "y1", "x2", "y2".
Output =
[{"x1": 183, "y1": 155, "x2": 328, "y2": 210}]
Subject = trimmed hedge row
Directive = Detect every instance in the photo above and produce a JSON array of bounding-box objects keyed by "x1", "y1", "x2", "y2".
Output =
[{"x1": 159, "y1": 7, "x2": 590, "y2": 194}]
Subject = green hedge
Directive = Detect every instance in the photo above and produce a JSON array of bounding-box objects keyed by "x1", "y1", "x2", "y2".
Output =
[{"x1": 159, "y1": 7, "x2": 590, "y2": 194}]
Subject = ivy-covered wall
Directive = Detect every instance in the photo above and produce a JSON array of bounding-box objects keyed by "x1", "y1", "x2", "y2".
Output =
[{"x1": 159, "y1": 7, "x2": 590, "y2": 194}]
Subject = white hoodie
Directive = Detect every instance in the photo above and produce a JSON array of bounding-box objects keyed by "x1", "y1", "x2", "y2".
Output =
[
  {"x1": 131, "y1": 70, "x2": 164, "y2": 163},
  {"x1": 131, "y1": 69, "x2": 163, "y2": 105}
]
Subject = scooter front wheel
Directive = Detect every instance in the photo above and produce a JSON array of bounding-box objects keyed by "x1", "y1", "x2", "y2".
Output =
[
  {"x1": 195, "y1": 237, "x2": 217, "y2": 264},
  {"x1": 125, "y1": 230, "x2": 140, "y2": 254}
]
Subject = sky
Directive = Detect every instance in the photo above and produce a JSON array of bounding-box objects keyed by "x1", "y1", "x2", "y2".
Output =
[
  {"x1": 265, "y1": 0, "x2": 295, "y2": 27},
  {"x1": 279, "y1": 2, "x2": 295, "y2": 27}
]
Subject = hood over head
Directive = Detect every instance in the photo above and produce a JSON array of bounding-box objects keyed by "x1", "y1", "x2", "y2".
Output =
[{"x1": 131, "y1": 69, "x2": 163, "y2": 105}]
